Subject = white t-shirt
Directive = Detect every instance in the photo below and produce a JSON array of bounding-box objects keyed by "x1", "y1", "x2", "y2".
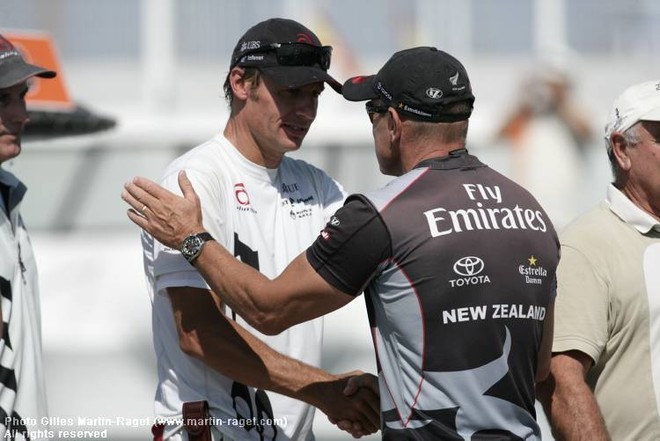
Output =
[{"x1": 142, "y1": 135, "x2": 346, "y2": 440}]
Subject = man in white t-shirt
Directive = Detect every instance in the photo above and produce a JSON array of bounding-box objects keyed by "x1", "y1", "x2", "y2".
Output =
[
  {"x1": 132, "y1": 18, "x2": 379, "y2": 441},
  {"x1": 537, "y1": 80, "x2": 660, "y2": 440},
  {"x1": 0, "y1": 34, "x2": 56, "y2": 440}
]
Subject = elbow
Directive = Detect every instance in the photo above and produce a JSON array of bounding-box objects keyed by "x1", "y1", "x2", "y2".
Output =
[
  {"x1": 247, "y1": 311, "x2": 288, "y2": 336},
  {"x1": 177, "y1": 330, "x2": 204, "y2": 359},
  {"x1": 235, "y1": 294, "x2": 288, "y2": 335}
]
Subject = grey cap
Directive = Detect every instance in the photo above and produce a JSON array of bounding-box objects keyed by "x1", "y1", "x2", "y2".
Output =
[{"x1": 0, "y1": 34, "x2": 56, "y2": 88}]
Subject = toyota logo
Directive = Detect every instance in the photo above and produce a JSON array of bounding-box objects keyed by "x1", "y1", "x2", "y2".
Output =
[
  {"x1": 453, "y1": 256, "x2": 484, "y2": 276},
  {"x1": 426, "y1": 87, "x2": 443, "y2": 99}
]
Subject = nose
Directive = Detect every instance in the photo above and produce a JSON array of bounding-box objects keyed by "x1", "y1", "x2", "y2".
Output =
[
  {"x1": 5, "y1": 99, "x2": 30, "y2": 128},
  {"x1": 295, "y1": 92, "x2": 318, "y2": 123}
]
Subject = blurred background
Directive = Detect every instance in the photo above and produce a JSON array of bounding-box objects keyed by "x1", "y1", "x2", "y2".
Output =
[{"x1": 2, "y1": 0, "x2": 660, "y2": 439}]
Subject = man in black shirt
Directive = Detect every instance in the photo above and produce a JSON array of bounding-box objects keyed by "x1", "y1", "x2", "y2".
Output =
[{"x1": 124, "y1": 46, "x2": 560, "y2": 440}]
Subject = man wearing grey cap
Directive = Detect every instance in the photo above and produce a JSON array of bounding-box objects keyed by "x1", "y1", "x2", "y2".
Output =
[
  {"x1": 124, "y1": 46, "x2": 560, "y2": 440},
  {"x1": 0, "y1": 33, "x2": 56, "y2": 440},
  {"x1": 538, "y1": 80, "x2": 660, "y2": 440}
]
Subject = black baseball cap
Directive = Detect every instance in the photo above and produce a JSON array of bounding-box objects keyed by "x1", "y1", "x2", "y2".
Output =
[
  {"x1": 0, "y1": 34, "x2": 56, "y2": 89},
  {"x1": 229, "y1": 18, "x2": 341, "y2": 93},
  {"x1": 343, "y1": 46, "x2": 474, "y2": 122}
]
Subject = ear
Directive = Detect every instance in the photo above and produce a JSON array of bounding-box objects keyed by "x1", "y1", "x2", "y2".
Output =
[
  {"x1": 387, "y1": 107, "x2": 403, "y2": 145},
  {"x1": 228, "y1": 67, "x2": 250, "y2": 101},
  {"x1": 609, "y1": 132, "x2": 632, "y2": 171}
]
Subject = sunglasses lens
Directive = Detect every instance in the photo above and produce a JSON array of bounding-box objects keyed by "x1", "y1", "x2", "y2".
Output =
[
  {"x1": 366, "y1": 101, "x2": 389, "y2": 121},
  {"x1": 276, "y1": 44, "x2": 332, "y2": 70}
]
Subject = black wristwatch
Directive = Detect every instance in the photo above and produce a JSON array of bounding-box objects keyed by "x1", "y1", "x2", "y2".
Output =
[{"x1": 180, "y1": 232, "x2": 215, "y2": 264}]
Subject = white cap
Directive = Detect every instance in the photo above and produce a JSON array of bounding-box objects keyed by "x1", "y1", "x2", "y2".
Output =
[{"x1": 604, "y1": 80, "x2": 660, "y2": 144}]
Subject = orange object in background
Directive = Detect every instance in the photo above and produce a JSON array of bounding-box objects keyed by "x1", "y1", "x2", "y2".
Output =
[{"x1": 4, "y1": 31, "x2": 74, "y2": 111}]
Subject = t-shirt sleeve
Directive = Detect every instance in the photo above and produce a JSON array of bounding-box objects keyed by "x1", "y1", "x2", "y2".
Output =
[
  {"x1": 314, "y1": 167, "x2": 348, "y2": 223},
  {"x1": 151, "y1": 168, "x2": 225, "y2": 295},
  {"x1": 306, "y1": 195, "x2": 390, "y2": 296},
  {"x1": 552, "y1": 243, "x2": 609, "y2": 363}
]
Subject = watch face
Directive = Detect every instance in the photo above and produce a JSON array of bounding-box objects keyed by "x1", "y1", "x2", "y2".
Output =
[{"x1": 182, "y1": 235, "x2": 203, "y2": 260}]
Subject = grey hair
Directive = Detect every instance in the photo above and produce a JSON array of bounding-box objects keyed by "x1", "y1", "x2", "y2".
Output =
[{"x1": 607, "y1": 122, "x2": 643, "y2": 176}]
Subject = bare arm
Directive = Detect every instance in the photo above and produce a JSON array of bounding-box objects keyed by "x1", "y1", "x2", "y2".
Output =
[
  {"x1": 122, "y1": 171, "x2": 355, "y2": 335},
  {"x1": 537, "y1": 351, "x2": 610, "y2": 441},
  {"x1": 193, "y1": 242, "x2": 353, "y2": 334},
  {"x1": 168, "y1": 285, "x2": 379, "y2": 436}
]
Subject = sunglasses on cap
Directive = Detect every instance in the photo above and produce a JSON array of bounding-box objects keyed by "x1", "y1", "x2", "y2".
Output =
[
  {"x1": 237, "y1": 42, "x2": 332, "y2": 71},
  {"x1": 365, "y1": 100, "x2": 390, "y2": 123}
]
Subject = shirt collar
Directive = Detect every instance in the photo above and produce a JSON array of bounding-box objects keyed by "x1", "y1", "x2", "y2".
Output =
[{"x1": 606, "y1": 184, "x2": 660, "y2": 234}]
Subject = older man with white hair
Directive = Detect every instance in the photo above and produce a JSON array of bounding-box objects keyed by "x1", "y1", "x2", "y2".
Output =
[{"x1": 538, "y1": 80, "x2": 660, "y2": 440}]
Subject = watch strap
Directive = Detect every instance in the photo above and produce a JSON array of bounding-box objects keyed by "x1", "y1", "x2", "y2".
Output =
[{"x1": 195, "y1": 232, "x2": 214, "y2": 242}]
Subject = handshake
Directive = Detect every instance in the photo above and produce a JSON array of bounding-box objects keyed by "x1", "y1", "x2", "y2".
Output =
[{"x1": 317, "y1": 372, "x2": 380, "y2": 439}]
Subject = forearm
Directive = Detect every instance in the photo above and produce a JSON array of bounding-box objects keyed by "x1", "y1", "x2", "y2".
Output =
[
  {"x1": 193, "y1": 316, "x2": 335, "y2": 409},
  {"x1": 547, "y1": 382, "x2": 609, "y2": 440},
  {"x1": 188, "y1": 314, "x2": 379, "y2": 432},
  {"x1": 538, "y1": 354, "x2": 610, "y2": 441},
  {"x1": 169, "y1": 286, "x2": 377, "y2": 433},
  {"x1": 194, "y1": 242, "x2": 350, "y2": 334},
  {"x1": 193, "y1": 240, "x2": 280, "y2": 332}
]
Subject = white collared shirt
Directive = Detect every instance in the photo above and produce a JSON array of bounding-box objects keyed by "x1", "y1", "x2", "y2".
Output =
[{"x1": 606, "y1": 184, "x2": 660, "y2": 234}]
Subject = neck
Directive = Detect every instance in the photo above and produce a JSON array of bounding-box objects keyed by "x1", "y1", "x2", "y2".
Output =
[
  {"x1": 619, "y1": 184, "x2": 660, "y2": 222},
  {"x1": 402, "y1": 143, "x2": 466, "y2": 173},
  {"x1": 224, "y1": 119, "x2": 284, "y2": 169}
]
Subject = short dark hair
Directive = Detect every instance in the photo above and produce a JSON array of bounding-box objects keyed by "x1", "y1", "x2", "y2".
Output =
[{"x1": 223, "y1": 67, "x2": 262, "y2": 107}]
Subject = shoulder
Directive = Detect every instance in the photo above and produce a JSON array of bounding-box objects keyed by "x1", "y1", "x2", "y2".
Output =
[
  {"x1": 362, "y1": 168, "x2": 427, "y2": 212},
  {"x1": 161, "y1": 137, "x2": 226, "y2": 184},
  {"x1": 281, "y1": 156, "x2": 346, "y2": 195},
  {"x1": 560, "y1": 202, "x2": 620, "y2": 247},
  {"x1": 281, "y1": 156, "x2": 330, "y2": 180},
  {"x1": 557, "y1": 202, "x2": 632, "y2": 274}
]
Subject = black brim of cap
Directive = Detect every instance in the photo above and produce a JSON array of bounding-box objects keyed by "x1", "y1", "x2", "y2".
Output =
[
  {"x1": 342, "y1": 75, "x2": 378, "y2": 102},
  {"x1": 0, "y1": 60, "x2": 56, "y2": 89},
  {"x1": 261, "y1": 65, "x2": 342, "y2": 94}
]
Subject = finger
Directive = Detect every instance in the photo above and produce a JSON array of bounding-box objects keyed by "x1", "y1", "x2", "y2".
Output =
[
  {"x1": 126, "y1": 208, "x2": 150, "y2": 230},
  {"x1": 132, "y1": 176, "x2": 170, "y2": 199},
  {"x1": 121, "y1": 188, "x2": 147, "y2": 214},
  {"x1": 343, "y1": 380, "x2": 358, "y2": 397},
  {"x1": 335, "y1": 420, "x2": 364, "y2": 439},
  {"x1": 128, "y1": 176, "x2": 180, "y2": 213},
  {"x1": 355, "y1": 388, "x2": 380, "y2": 431},
  {"x1": 361, "y1": 373, "x2": 380, "y2": 394},
  {"x1": 335, "y1": 420, "x2": 352, "y2": 431},
  {"x1": 178, "y1": 170, "x2": 197, "y2": 200},
  {"x1": 123, "y1": 181, "x2": 159, "y2": 212}
]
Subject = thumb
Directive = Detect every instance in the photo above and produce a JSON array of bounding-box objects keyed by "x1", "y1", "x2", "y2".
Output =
[
  {"x1": 343, "y1": 376, "x2": 360, "y2": 396},
  {"x1": 178, "y1": 170, "x2": 197, "y2": 200}
]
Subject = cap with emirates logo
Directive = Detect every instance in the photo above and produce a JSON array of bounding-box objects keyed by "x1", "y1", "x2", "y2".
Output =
[
  {"x1": 604, "y1": 80, "x2": 660, "y2": 145},
  {"x1": 342, "y1": 46, "x2": 475, "y2": 122},
  {"x1": 0, "y1": 34, "x2": 56, "y2": 89}
]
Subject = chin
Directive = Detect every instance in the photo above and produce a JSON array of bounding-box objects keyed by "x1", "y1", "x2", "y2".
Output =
[
  {"x1": 0, "y1": 143, "x2": 21, "y2": 163},
  {"x1": 283, "y1": 138, "x2": 304, "y2": 152}
]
